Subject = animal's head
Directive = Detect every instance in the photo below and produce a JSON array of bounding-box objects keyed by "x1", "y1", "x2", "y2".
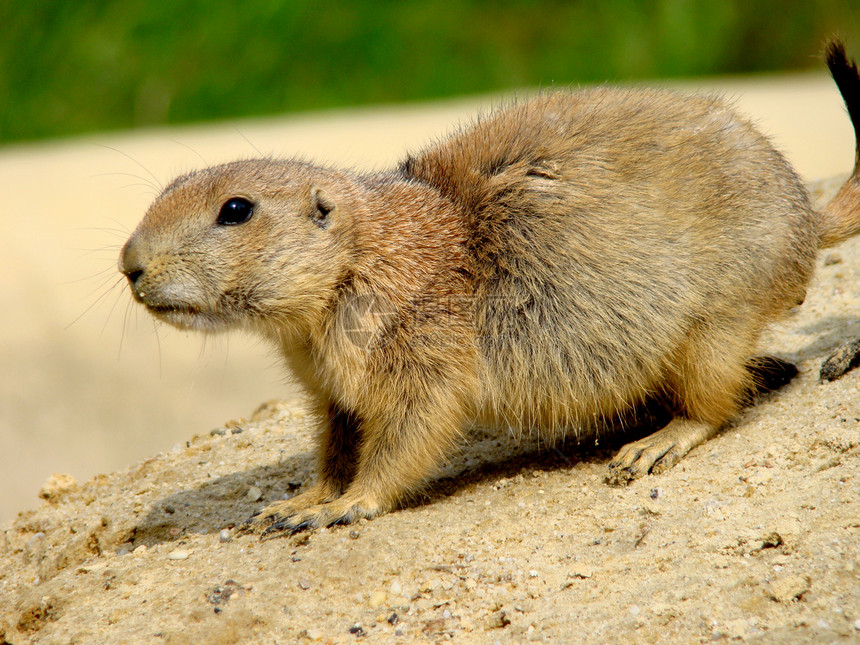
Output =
[{"x1": 119, "y1": 159, "x2": 356, "y2": 336}]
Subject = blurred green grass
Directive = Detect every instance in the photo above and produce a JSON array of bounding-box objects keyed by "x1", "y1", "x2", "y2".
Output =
[{"x1": 2, "y1": 0, "x2": 859, "y2": 143}]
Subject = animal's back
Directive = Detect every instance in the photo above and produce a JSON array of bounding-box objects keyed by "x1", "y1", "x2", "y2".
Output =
[{"x1": 402, "y1": 88, "x2": 819, "y2": 432}]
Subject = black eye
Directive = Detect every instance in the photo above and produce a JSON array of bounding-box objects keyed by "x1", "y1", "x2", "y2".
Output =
[{"x1": 217, "y1": 197, "x2": 254, "y2": 226}]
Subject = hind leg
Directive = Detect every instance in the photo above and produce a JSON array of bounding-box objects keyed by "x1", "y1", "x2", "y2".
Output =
[
  {"x1": 608, "y1": 328, "x2": 755, "y2": 485},
  {"x1": 608, "y1": 417, "x2": 719, "y2": 484},
  {"x1": 744, "y1": 355, "x2": 798, "y2": 400}
]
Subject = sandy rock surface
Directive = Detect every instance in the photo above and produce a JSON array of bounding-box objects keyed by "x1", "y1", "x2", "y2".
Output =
[{"x1": 1, "y1": 180, "x2": 858, "y2": 643}]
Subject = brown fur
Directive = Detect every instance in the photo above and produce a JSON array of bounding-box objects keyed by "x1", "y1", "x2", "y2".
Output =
[{"x1": 119, "y1": 41, "x2": 860, "y2": 535}]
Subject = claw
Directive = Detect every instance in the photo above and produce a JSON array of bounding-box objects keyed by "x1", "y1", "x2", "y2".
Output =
[
  {"x1": 328, "y1": 515, "x2": 352, "y2": 527},
  {"x1": 289, "y1": 520, "x2": 313, "y2": 535},
  {"x1": 259, "y1": 518, "x2": 314, "y2": 540},
  {"x1": 242, "y1": 512, "x2": 273, "y2": 532},
  {"x1": 239, "y1": 508, "x2": 263, "y2": 527},
  {"x1": 606, "y1": 466, "x2": 635, "y2": 487},
  {"x1": 261, "y1": 519, "x2": 290, "y2": 539},
  {"x1": 236, "y1": 514, "x2": 260, "y2": 534}
]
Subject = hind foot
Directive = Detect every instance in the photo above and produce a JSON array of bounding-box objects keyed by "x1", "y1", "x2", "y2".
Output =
[{"x1": 608, "y1": 418, "x2": 717, "y2": 486}]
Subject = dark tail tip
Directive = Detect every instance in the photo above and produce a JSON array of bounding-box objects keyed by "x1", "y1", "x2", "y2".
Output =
[{"x1": 825, "y1": 39, "x2": 860, "y2": 137}]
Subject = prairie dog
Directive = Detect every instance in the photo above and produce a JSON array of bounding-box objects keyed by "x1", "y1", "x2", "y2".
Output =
[{"x1": 119, "y1": 42, "x2": 860, "y2": 535}]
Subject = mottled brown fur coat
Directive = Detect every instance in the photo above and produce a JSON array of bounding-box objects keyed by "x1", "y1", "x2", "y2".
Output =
[{"x1": 120, "y1": 42, "x2": 860, "y2": 535}]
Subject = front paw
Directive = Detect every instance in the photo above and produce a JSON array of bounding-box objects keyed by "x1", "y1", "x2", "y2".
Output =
[
  {"x1": 239, "y1": 486, "x2": 330, "y2": 535},
  {"x1": 242, "y1": 495, "x2": 382, "y2": 539}
]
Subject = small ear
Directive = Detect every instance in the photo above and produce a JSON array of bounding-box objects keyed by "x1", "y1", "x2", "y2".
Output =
[{"x1": 310, "y1": 186, "x2": 336, "y2": 228}]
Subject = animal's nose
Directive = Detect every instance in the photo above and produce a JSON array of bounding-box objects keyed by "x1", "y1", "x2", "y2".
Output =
[
  {"x1": 124, "y1": 268, "x2": 143, "y2": 285},
  {"x1": 118, "y1": 238, "x2": 145, "y2": 285}
]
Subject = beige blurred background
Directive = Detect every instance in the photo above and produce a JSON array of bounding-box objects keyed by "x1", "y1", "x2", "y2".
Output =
[{"x1": 0, "y1": 71, "x2": 855, "y2": 523}]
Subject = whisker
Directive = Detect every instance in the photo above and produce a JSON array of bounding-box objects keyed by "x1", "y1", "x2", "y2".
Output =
[
  {"x1": 92, "y1": 171, "x2": 162, "y2": 190},
  {"x1": 65, "y1": 275, "x2": 126, "y2": 329},
  {"x1": 69, "y1": 226, "x2": 131, "y2": 239},
  {"x1": 119, "y1": 296, "x2": 136, "y2": 360},
  {"x1": 235, "y1": 128, "x2": 266, "y2": 158},
  {"x1": 100, "y1": 282, "x2": 130, "y2": 339},
  {"x1": 108, "y1": 182, "x2": 163, "y2": 198},
  {"x1": 106, "y1": 218, "x2": 132, "y2": 235},
  {"x1": 168, "y1": 138, "x2": 209, "y2": 168},
  {"x1": 153, "y1": 318, "x2": 163, "y2": 378},
  {"x1": 69, "y1": 244, "x2": 125, "y2": 254},
  {"x1": 70, "y1": 259, "x2": 120, "y2": 273},
  {"x1": 93, "y1": 144, "x2": 164, "y2": 193},
  {"x1": 79, "y1": 272, "x2": 124, "y2": 303}
]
